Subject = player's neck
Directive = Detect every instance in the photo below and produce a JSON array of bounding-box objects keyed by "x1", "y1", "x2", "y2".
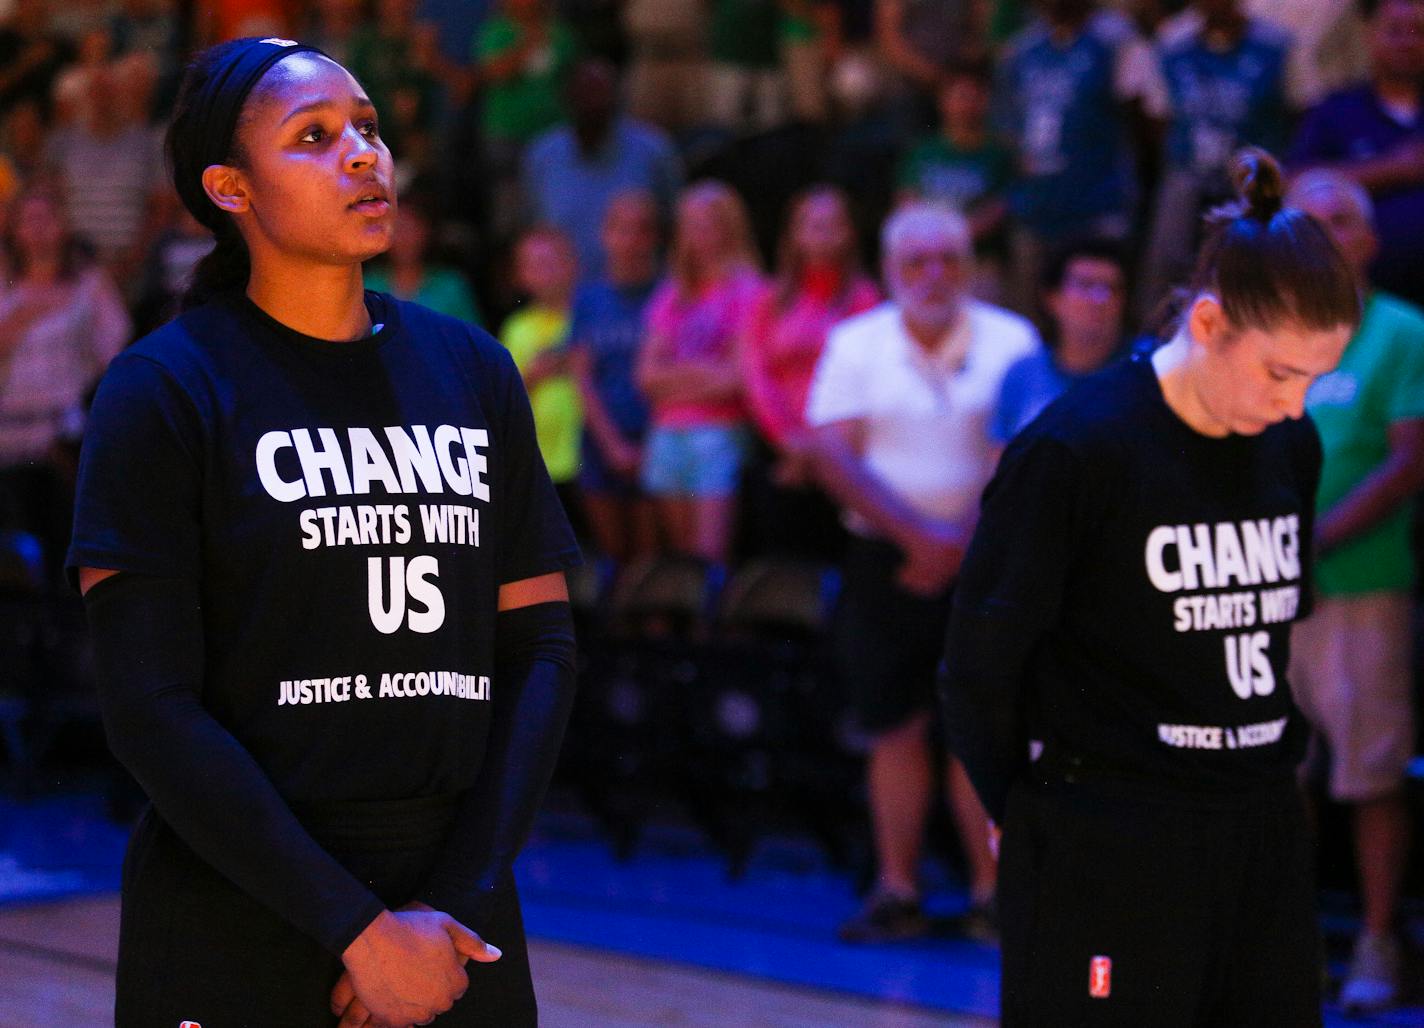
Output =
[
  {"x1": 247, "y1": 263, "x2": 372, "y2": 342},
  {"x1": 1152, "y1": 334, "x2": 1230, "y2": 438}
]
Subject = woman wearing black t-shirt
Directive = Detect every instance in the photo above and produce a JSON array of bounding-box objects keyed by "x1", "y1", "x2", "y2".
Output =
[
  {"x1": 68, "y1": 39, "x2": 580, "y2": 1026},
  {"x1": 940, "y1": 149, "x2": 1360, "y2": 1026}
]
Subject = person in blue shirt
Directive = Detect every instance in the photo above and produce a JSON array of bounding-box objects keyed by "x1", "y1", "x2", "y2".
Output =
[
  {"x1": 567, "y1": 189, "x2": 662, "y2": 562},
  {"x1": 1138, "y1": 0, "x2": 1298, "y2": 322},
  {"x1": 991, "y1": 237, "x2": 1128, "y2": 445},
  {"x1": 522, "y1": 57, "x2": 682, "y2": 280},
  {"x1": 1289, "y1": 0, "x2": 1424, "y2": 310},
  {"x1": 994, "y1": 0, "x2": 1161, "y2": 314}
]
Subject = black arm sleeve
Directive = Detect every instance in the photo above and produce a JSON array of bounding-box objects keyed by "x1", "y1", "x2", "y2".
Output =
[
  {"x1": 84, "y1": 573, "x2": 387, "y2": 956},
  {"x1": 416, "y1": 600, "x2": 577, "y2": 914},
  {"x1": 938, "y1": 435, "x2": 1092, "y2": 822}
]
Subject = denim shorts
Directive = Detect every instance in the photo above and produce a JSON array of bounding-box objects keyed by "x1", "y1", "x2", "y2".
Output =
[{"x1": 639, "y1": 423, "x2": 749, "y2": 497}]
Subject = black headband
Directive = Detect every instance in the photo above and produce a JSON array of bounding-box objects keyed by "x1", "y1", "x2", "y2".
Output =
[{"x1": 172, "y1": 37, "x2": 328, "y2": 230}]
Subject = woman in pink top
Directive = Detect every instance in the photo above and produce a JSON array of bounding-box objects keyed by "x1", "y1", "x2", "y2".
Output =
[
  {"x1": 635, "y1": 180, "x2": 762, "y2": 563},
  {"x1": 738, "y1": 185, "x2": 879, "y2": 559},
  {"x1": 743, "y1": 186, "x2": 880, "y2": 452}
]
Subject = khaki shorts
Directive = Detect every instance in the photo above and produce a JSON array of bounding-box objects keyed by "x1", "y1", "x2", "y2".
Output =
[{"x1": 1290, "y1": 592, "x2": 1416, "y2": 801}]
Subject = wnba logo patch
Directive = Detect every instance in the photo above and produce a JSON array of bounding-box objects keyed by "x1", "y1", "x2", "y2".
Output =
[
  {"x1": 179, "y1": 1021, "x2": 202, "y2": 1028},
  {"x1": 1089, "y1": 956, "x2": 1112, "y2": 998}
]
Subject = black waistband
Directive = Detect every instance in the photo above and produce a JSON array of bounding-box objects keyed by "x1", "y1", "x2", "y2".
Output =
[{"x1": 289, "y1": 792, "x2": 463, "y2": 854}]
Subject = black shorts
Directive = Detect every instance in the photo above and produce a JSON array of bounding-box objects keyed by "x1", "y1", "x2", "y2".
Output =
[
  {"x1": 115, "y1": 800, "x2": 536, "y2": 1028},
  {"x1": 998, "y1": 774, "x2": 1320, "y2": 1028},
  {"x1": 832, "y1": 535, "x2": 953, "y2": 735}
]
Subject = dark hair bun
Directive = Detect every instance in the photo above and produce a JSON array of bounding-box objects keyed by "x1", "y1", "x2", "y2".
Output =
[
  {"x1": 1230, "y1": 147, "x2": 1284, "y2": 223},
  {"x1": 1179, "y1": 143, "x2": 1360, "y2": 341}
]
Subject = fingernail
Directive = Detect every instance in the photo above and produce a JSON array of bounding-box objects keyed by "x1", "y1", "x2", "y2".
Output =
[{"x1": 487, "y1": 944, "x2": 503, "y2": 958}]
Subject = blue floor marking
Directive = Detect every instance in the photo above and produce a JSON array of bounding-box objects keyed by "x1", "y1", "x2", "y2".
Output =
[{"x1": 0, "y1": 793, "x2": 126, "y2": 906}]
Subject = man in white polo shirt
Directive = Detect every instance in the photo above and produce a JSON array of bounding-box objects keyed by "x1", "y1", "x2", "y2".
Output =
[{"x1": 805, "y1": 204, "x2": 1039, "y2": 942}]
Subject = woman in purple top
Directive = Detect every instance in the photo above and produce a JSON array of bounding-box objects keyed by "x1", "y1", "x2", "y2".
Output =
[{"x1": 635, "y1": 180, "x2": 763, "y2": 563}]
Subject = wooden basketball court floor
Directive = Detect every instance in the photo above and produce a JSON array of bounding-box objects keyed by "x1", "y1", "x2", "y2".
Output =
[{"x1": 0, "y1": 894, "x2": 990, "y2": 1027}]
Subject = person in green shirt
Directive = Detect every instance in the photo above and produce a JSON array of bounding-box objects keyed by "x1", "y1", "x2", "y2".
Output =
[
  {"x1": 474, "y1": 0, "x2": 578, "y2": 147},
  {"x1": 1286, "y1": 170, "x2": 1424, "y2": 1014},
  {"x1": 364, "y1": 192, "x2": 483, "y2": 327},
  {"x1": 474, "y1": 0, "x2": 579, "y2": 248},
  {"x1": 500, "y1": 225, "x2": 583, "y2": 493},
  {"x1": 896, "y1": 56, "x2": 1012, "y2": 295}
]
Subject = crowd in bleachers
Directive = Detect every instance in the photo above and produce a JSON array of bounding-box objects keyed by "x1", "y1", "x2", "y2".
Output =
[
  {"x1": 1, "y1": 0, "x2": 1423, "y2": 1012},
  {"x1": 2, "y1": 0, "x2": 1422, "y2": 569}
]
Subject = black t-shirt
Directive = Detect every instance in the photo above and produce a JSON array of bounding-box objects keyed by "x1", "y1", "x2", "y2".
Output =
[
  {"x1": 69, "y1": 291, "x2": 581, "y2": 803},
  {"x1": 942, "y1": 353, "x2": 1320, "y2": 819}
]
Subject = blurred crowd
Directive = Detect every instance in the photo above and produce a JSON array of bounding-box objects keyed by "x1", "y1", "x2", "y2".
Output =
[
  {"x1": 2, "y1": 0, "x2": 1422, "y2": 568},
  {"x1": 1, "y1": 0, "x2": 1422, "y2": 1010}
]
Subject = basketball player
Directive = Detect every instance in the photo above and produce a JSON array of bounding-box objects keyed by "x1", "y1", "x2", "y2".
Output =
[
  {"x1": 67, "y1": 38, "x2": 580, "y2": 1026},
  {"x1": 940, "y1": 149, "x2": 1361, "y2": 1025}
]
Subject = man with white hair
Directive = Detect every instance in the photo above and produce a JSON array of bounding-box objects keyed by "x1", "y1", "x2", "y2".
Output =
[
  {"x1": 804, "y1": 204, "x2": 1039, "y2": 941},
  {"x1": 1287, "y1": 169, "x2": 1424, "y2": 1013}
]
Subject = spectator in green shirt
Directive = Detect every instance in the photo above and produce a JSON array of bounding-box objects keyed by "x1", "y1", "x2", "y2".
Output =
[
  {"x1": 1285, "y1": 169, "x2": 1424, "y2": 1016},
  {"x1": 896, "y1": 56, "x2": 1012, "y2": 296},
  {"x1": 474, "y1": 0, "x2": 578, "y2": 147},
  {"x1": 474, "y1": 0, "x2": 578, "y2": 246}
]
